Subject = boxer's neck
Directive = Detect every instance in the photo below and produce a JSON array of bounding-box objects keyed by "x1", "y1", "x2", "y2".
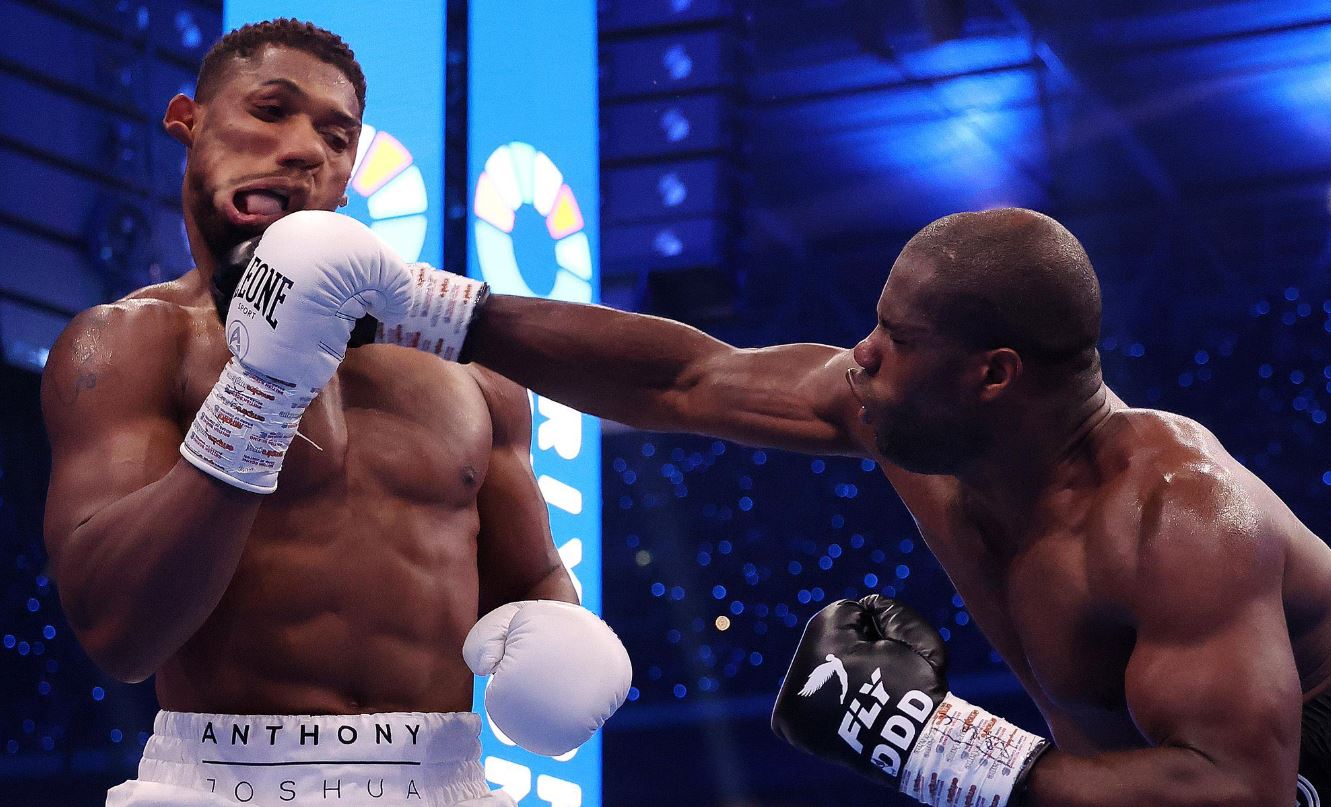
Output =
[
  {"x1": 184, "y1": 214, "x2": 222, "y2": 285},
  {"x1": 953, "y1": 380, "x2": 1117, "y2": 539}
]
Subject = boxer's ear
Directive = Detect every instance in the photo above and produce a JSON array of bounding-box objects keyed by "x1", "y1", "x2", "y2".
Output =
[
  {"x1": 163, "y1": 94, "x2": 198, "y2": 147},
  {"x1": 978, "y1": 348, "x2": 1021, "y2": 401}
]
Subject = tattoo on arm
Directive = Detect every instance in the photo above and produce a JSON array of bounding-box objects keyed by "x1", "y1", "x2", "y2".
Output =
[
  {"x1": 65, "y1": 371, "x2": 97, "y2": 404},
  {"x1": 56, "y1": 311, "x2": 108, "y2": 405}
]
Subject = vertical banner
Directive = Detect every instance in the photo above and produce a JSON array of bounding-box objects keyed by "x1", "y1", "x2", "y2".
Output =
[
  {"x1": 469, "y1": 2, "x2": 602, "y2": 806},
  {"x1": 223, "y1": 1, "x2": 445, "y2": 266}
]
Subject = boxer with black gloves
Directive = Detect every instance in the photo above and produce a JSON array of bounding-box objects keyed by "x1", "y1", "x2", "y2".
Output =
[
  {"x1": 42, "y1": 20, "x2": 627, "y2": 807},
  {"x1": 773, "y1": 596, "x2": 1046, "y2": 806},
  {"x1": 459, "y1": 205, "x2": 1331, "y2": 803}
]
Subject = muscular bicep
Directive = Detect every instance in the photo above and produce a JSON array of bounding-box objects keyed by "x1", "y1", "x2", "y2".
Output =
[
  {"x1": 1124, "y1": 479, "x2": 1302, "y2": 791},
  {"x1": 1126, "y1": 600, "x2": 1300, "y2": 776},
  {"x1": 668, "y1": 343, "x2": 874, "y2": 457},
  {"x1": 473, "y1": 369, "x2": 575, "y2": 615},
  {"x1": 41, "y1": 305, "x2": 183, "y2": 564}
]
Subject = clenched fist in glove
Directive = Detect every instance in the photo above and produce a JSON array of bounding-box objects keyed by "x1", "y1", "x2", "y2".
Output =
[
  {"x1": 772, "y1": 595, "x2": 1048, "y2": 807},
  {"x1": 464, "y1": 601, "x2": 632, "y2": 757}
]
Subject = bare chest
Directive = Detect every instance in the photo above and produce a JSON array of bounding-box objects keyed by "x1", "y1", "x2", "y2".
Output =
[
  {"x1": 915, "y1": 504, "x2": 1143, "y2": 749},
  {"x1": 178, "y1": 335, "x2": 493, "y2": 505}
]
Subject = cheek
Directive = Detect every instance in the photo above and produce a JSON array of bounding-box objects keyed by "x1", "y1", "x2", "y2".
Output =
[
  {"x1": 194, "y1": 123, "x2": 262, "y2": 173},
  {"x1": 328, "y1": 161, "x2": 354, "y2": 188},
  {"x1": 882, "y1": 360, "x2": 949, "y2": 410}
]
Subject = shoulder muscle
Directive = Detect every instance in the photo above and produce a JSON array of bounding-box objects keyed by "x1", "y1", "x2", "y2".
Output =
[{"x1": 468, "y1": 363, "x2": 533, "y2": 449}]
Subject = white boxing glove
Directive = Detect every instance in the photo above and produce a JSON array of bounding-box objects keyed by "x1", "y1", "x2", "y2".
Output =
[
  {"x1": 464, "y1": 600, "x2": 632, "y2": 756},
  {"x1": 181, "y1": 210, "x2": 414, "y2": 493}
]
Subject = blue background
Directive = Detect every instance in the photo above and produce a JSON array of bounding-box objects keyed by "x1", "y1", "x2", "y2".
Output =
[
  {"x1": 5, "y1": 1, "x2": 1331, "y2": 805},
  {"x1": 468, "y1": 2, "x2": 604, "y2": 804}
]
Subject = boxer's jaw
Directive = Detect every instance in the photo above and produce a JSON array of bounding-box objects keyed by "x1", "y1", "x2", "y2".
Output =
[{"x1": 873, "y1": 394, "x2": 988, "y2": 476}]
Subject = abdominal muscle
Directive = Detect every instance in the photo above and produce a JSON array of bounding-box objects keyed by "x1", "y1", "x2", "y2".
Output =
[{"x1": 153, "y1": 489, "x2": 483, "y2": 716}]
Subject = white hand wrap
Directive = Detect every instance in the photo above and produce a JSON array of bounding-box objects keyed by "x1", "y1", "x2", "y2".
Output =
[
  {"x1": 375, "y1": 263, "x2": 488, "y2": 361},
  {"x1": 181, "y1": 359, "x2": 312, "y2": 494},
  {"x1": 464, "y1": 600, "x2": 632, "y2": 757},
  {"x1": 899, "y1": 692, "x2": 1048, "y2": 807}
]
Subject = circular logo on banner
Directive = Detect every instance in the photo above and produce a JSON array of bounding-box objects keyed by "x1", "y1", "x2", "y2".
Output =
[
  {"x1": 473, "y1": 142, "x2": 592, "y2": 303},
  {"x1": 346, "y1": 124, "x2": 429, "y2": 262}
]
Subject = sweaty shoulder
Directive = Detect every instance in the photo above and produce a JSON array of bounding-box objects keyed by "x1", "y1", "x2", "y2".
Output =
[
  {"x1": 41, "y1": 278, "x2": 208, "y2": 427},
  {"x1": 1101, "y1": 409, "x2": 1257, "y2": 523},
  {"x1": 1097, "y1": 409, "x2": 1279, "y2": 599},
  {"x1": 44, "y1": 298, "x2": 186, "y2": 384}
]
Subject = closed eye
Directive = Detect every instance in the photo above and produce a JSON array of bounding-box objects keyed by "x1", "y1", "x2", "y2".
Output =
[{"x1": 321, "y1": 130, "x2": 350, "y2": 151}]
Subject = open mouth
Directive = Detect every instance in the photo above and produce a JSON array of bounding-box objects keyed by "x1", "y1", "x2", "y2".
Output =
[
  {"x1": 234, "y1": 189, "x2": 290, "y2": 217},
  {"x1": 223, "y1": 182, "x2": 304, "y2": 229}
]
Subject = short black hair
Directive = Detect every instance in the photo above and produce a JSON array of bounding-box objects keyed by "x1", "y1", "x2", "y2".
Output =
[
  {"x1": 195, "y1": 18, "x2": 366, "y2": 114},
  {"x1": 902, "y1": 208, "x2": 1102, "y2": 375}
]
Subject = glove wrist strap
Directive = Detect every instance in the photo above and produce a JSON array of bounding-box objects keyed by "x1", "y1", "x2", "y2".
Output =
[
  {"x1": 376, "y1": 263, "x2": 488, "y2": 361},
  {"x1": 180, "y1": 358, "x2": 313, "y2": 494},
  {"x1": 899, "y1": 692, "x2": 1048, "y2": 807}
]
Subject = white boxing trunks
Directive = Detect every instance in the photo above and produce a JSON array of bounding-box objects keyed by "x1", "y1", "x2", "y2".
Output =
[{"x1": 105, "y1": 711, "x2": 515, "y2": 807}]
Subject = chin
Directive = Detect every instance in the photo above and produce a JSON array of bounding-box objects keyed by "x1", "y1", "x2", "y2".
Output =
[
  {"x1": 874, "y1": 425, "x2": 976, "y2": 476},
  {"x1": 877, "y1": 446, "x2": 960, "y2": 476},
  {"x1": 207, "y1": 216, "x2": 263, "y2": 251}
]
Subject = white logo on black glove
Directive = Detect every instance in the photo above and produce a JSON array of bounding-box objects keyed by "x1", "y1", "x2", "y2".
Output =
[{"x1": 798, "y1": 654, "x2": 849, "y2": 704}]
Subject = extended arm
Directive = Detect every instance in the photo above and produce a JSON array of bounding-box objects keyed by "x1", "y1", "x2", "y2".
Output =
[
  {"x1": 1022, "y1": 476, "x2": 1301, "y2": 806},
  {"x1": 42, "y1": 303, "x2": 261, "y2": 683},
  {"x1": 463, "y1": 294, "x2": 871, "y2": 457}
]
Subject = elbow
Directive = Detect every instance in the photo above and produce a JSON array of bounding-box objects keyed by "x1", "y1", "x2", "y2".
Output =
[
  {"x1": 1171, "y1": 755, "x2": 1273, "y2": 807},
  {"x1": 52, "y1": 555, "x2": 161, "y2": 684},
  {"x1": 78, "y1": 628, "x2": 158, "y2": 684},
  {"x1": 62, "y1": 598, "x2": 159, "y2": 684},
  {"x1": 638, "y1": 387, "x2": 705, "y2": 434}
]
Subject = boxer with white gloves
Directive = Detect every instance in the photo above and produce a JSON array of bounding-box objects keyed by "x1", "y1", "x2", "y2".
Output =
[
  {"x1": 42, "y1": 20, "x2": 621, "y2": 807},
  {"x1": 465, "y1": 601, "x2": 633, "y2": 756}
]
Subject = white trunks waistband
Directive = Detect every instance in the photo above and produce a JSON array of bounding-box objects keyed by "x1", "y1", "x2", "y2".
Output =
[{"x1": 133, "y1": 710, "x2": 490, "y2": 805}]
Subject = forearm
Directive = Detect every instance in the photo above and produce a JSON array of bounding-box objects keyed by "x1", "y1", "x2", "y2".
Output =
[
  {"x1": 1021, "y1": 747, "x2": 1263, "y2": 807},
  {"x1": 480, "y1": 565, "x2": 579, "y2": 617},
  {"x1": 463, "y1": 294, "x2": 728, "y2": 430},
  {"x1": 523, "y1": 566, "x2": 579, "y2": 605},
  {"x1": 57, "y1": 460, "x2": 260, "y2": 682}
]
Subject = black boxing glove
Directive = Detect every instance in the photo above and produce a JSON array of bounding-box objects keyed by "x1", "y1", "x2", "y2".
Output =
[{"x1": 772, "y1": 595, "x2": 1048, "y2": 806}]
